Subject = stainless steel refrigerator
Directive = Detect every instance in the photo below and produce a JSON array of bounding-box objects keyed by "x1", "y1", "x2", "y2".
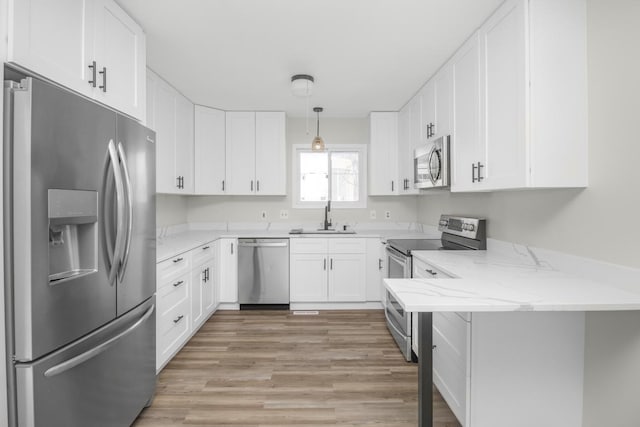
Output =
[{"x1": 3, "y1": 75, "x2": 156, "y2": 426}]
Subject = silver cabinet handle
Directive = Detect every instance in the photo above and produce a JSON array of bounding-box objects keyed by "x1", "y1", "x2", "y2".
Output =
[
  {"x1": 173, "y1": 280, "x2": 184, "y2": 287},
  {"x1": 99, "y1": 66, "x2": 107, "y2": 92},
  {"x1": 45, "y1": 304, "x2": 155, "y2": 378},
  {"x1": 425, "y1": 269, "x2": 437, "y2": 276},
  {"x1": 222, "y1": 180, "x2": 225, "y2": 191},
  {"x1": 173, "y1": 257, "x2": 184, "y2": 263},
  {"x1": 231, "y1": 243, "x2": 234, "y2": 255},
  {"x1": 391, "y1": 181, "x2": 394, "y2": 192},
  {"x1": 324, "y1": 258, "x2": 327, "y2": 270},
  {"x1": 88, "y1": 61, "x2": 97, "y2": 87},
  {"x1": 330, "y1": 258, "x2": 333, "y2": 270},
  {"x1": 257, "y1": 180, "x2": 260, "y2": 192},
  {"x1": 379, "y1": 259, "x2": 383, "y2": 270},
  {"x1": 173, "y1": 315, "x2": 184, "y2": 324},
  {"x1": 202, "y1": 246, "x2": 210, "y2": 250}
]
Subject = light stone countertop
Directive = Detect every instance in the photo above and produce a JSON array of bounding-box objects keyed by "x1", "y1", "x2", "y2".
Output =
[
  {"x1": 156, "y1": 224, "x2": 441, "y2": 262},
  {"x1": 385, "y1": 240, "x2": 640, "y2": 313}
]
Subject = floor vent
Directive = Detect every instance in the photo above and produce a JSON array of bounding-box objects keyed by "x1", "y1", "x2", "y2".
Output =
[{"x1": 292, "y1": 310, "x2": 319, "y2": 315}]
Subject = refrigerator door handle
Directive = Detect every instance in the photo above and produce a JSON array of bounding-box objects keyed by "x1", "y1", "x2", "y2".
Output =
[
  {"x1": 43, "y1": 304, "x2": 155, "y2": 378},
  {"x1": 116, "y1": 142, "x2": 133, "y2": 282},
  {"x1": 107, "y1": 140, "x2": 126, "y2": 285}
]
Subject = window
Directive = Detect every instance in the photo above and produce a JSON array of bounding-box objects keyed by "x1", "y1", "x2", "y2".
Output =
[{"x1": 292, "y1": 144, "x2": 367, "y2": 208}]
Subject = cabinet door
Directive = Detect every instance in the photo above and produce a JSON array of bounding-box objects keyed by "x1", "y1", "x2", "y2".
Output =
[
  {"x1": 225, "y1": 112, "x2": 256, "y2": 195},
  {"x1": 434, "y1": 65, "x2": 453, "y2": 139},
  {"x1": 421, "y1": 80, "x2": 436, "y2": 140},
  {"x1": 154, "y1": 80, "x2": 179, "y2": 193},
  {"x1": 190, "y1": 265, "x2": 204, "y2": 329},
  {"x1": 368, "y1": 112, "x2": 398, "y2": 195},
  {"x1": 174, "y1": 94, "x2": 194, "y2": 193},
  {"x1": 255, "y1": 112, "x2": 286, "y2": 195},
  {"x1": 218, "y1": 239, "x2": 238, "y2": 303},
  {"x1": 480, "y1": 0, "x2": 527, "y2": 190},
  {"x1": 450, "y1": 32, "x2": 483, "y2": 192},
  {"x1": 202, "y1": 260, "x2": 215, "y2": 316},
  {"x1": 290, "y1": 254, "x2": 328, "y2": 302},
  {"x1": 92, "y1": 0, "x2": 146, "y2": 120},
  {"x1": 8, "y1": 0, "x2": 94, "y2": 97},
  {"x1": 145, "y1": 71, "x2": 157, "y2": 129},
  {"x1": 365, "y1": 238, "x2": 384, "y2": 302},
  {"x1": 397, "y1": 102, "x2": 419, "y2": 195},
  {"x1": 194, "y1": 106, "x2": 226, "y2": 194},
  {"x1": 328, "y1": 254, "x2": 366, "y2": 302}
]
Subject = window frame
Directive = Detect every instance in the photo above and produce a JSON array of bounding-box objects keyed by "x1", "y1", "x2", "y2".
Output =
[{"x1": 291, "y1": 144, "x2": 368, "y2": 209}]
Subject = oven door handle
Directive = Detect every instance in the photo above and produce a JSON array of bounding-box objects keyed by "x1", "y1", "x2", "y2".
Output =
[{"x1": 385, "y1": 306, "x2": 410, "y2": 338}]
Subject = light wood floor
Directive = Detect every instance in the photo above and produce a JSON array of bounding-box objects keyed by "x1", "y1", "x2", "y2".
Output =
[{"x1": 133, "y1": 310, "x2": 461, "y2": 427}]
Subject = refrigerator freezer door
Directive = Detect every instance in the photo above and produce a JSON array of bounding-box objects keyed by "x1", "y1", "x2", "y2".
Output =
[
  {"x1": 8, "y1": 78, "x2": 117, "y2": 361},
  {"x1": 15, "y1": 297, "x2": 156, "y2": 427},
  {"x1": 115, "y1": 115, "x2": 156, "y2": 316}
]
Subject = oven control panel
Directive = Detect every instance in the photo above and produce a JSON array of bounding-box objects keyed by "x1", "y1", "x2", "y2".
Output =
[{"x1": 438, "y1": 215, "x2": 486, "y2": 240}]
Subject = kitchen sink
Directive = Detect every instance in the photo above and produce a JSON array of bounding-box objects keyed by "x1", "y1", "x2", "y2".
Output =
[{"x1": 289, "y1": 228, "x2": 356, "y2": 235}]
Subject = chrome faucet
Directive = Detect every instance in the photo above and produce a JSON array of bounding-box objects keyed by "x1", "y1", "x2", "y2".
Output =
[{"x1": 323, "y1": 201, "x2": 332, "y2": 230}]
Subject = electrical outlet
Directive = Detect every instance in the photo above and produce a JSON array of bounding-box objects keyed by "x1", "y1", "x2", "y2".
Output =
[
  {"x1": 260, "y1": 210, "x2": 267, "y2": 219},
  {"x1": 385, "y1": 210, "x2": 391, "y2": 219},
  {"x1": 279, "y1": 210, "x2": 289, "y2": 219},
  {"x1": 370, "y1": 210, "x2": 377, "y2": 219}
]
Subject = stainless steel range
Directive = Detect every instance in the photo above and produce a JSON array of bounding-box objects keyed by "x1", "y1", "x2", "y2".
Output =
[{"x1": 384, "y1": 215, "x2": 486, "y2": 361}]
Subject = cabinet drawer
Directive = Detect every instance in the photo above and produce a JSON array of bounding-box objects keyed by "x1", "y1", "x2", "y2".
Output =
[
  {"x1": 413, "y1": 257, "x2": 455, "y2": 279},
  {"x1": 157, "y1": 272, "x2": 189, "y2": 314},
  {"x1": 191, "y1": 242, "x2": 215, "y2": 267},
  {"x1": 328, "y1": 238, "x2": 365, "y2": 254},
  {"x1": 156, "y1": 297, "x2": 190, "y2": 367},
  {"x1": 290, "y1": 238, "x2": 328, "y2": 254},
  {"x1": 157, "y1": 252, "x2": 191, "y2": 280}
]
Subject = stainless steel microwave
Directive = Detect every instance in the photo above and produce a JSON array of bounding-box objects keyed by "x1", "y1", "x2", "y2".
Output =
[{"x1": 414, "y1": 135, "x2": 450, "y2": 189}]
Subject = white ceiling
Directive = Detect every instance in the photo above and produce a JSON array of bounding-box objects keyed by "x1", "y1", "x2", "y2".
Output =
[{"x1": 119, "y1": 0, "x2": 503, "y2": 118}]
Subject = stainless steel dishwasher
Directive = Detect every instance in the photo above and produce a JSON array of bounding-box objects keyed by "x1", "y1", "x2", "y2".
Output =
[{"x1": 238, "y1": 238, "x2": 290, "y2": 309}]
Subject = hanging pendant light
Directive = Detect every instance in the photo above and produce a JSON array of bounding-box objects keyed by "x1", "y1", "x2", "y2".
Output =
[{"x1": 312, "y1": 107, "x2": 325, "y2": 152}]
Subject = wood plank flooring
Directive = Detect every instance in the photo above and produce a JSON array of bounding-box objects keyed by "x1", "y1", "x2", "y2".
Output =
[{"x1": 133, "y1": 310, "x2": 461, "y2": 427}]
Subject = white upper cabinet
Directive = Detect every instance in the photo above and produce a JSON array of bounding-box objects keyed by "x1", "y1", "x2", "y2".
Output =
[
  {"x1": 421, "y1": 80, "x2": 436, "y2": 140},
  {"x1": 7, "y1": 0, "x2": 146, "y2": 120},
  {"x1": 194, "y1": 106, "x2": 226, "y2": 195},
  {"x1": 147, "y1": 69, "x2": 194, "y2": 194},
  {"x1": 91, "y1": 0, "x2": 146, "y2": 121},
  {"x1": 397, "y1": 96, "x2": 420, "y2": 195},
  {"x1": 225, "y1": 112, "x2": 257, "y2": 195},
  {"x1": 225, "y1": 111, "x2": 286, "y2": 196},
  {"x1": 433, "y1": 66, "x2": 453, "y2": 140},
  {"x1": 450, "y1": 33, "x2": 483, "y2": 192},
  {"x1": 255, "y1": 112, "x2": 286, "y2": 195},
  {"x1": 368, "y1": 112, "x2": 398, "y2": 195},
  {"x1": 451, "y1": 0, "x2": 587, "y2": 191}
]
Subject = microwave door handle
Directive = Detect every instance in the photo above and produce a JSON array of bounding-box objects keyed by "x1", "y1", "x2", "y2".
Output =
[
  {"x1": 116, "y1": 142, "x2": 133, "y2": 282},
  {"x1": 107, "y1": 140, "x2": 126, "y2": 286}
]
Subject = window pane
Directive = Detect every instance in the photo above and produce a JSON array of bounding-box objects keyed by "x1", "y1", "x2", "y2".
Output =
[
  {"x1": 331, "y1": 152, "x2": 359, "y2": 202},
  {"x1": 300, "y1": 152, "x2": 328, "y2": 201}
]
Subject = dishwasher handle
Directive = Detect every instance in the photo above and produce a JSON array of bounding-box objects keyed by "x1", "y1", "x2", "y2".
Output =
[{"x1": 238, "y1": 242, "x2": 288, "y2": 248}]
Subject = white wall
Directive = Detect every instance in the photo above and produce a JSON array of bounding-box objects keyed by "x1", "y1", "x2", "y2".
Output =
[
  {"x1": 416, "y1": 1, "x2": 640, "y2": 425},
  {"x1": 186, "y1": 118, "x2": 418, "y2": 226},
  {"x1": 156, "y1": 194, "x2": 189, "y2": 227}
]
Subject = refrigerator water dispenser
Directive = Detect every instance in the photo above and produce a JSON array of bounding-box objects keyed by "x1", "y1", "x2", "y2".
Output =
[{"x1": 48, "y1": 189, "x2": 98, "y2": 284}]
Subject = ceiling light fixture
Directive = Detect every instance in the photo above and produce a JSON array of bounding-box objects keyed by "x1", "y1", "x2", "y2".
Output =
[
  {"x1": 312, "y1": 107, "x2": 325, "y2": 152},
  {"x1": 291, "y1": 74, "x2": 314, "y2": 97},
  {"x1": 291, "y1": 74, "x2": 315, "y2": 136}
]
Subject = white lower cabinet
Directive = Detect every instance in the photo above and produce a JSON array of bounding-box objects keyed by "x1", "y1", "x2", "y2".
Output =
[
  {"x1": 290, "y1": 238, "x2": 366, "y2": 303},
  {"x1": 156, "y1": 241, "x2": 217, "y2": 372},
  {"x1": 217, "y1": 238, "x2": 238, "y2": 304}
]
